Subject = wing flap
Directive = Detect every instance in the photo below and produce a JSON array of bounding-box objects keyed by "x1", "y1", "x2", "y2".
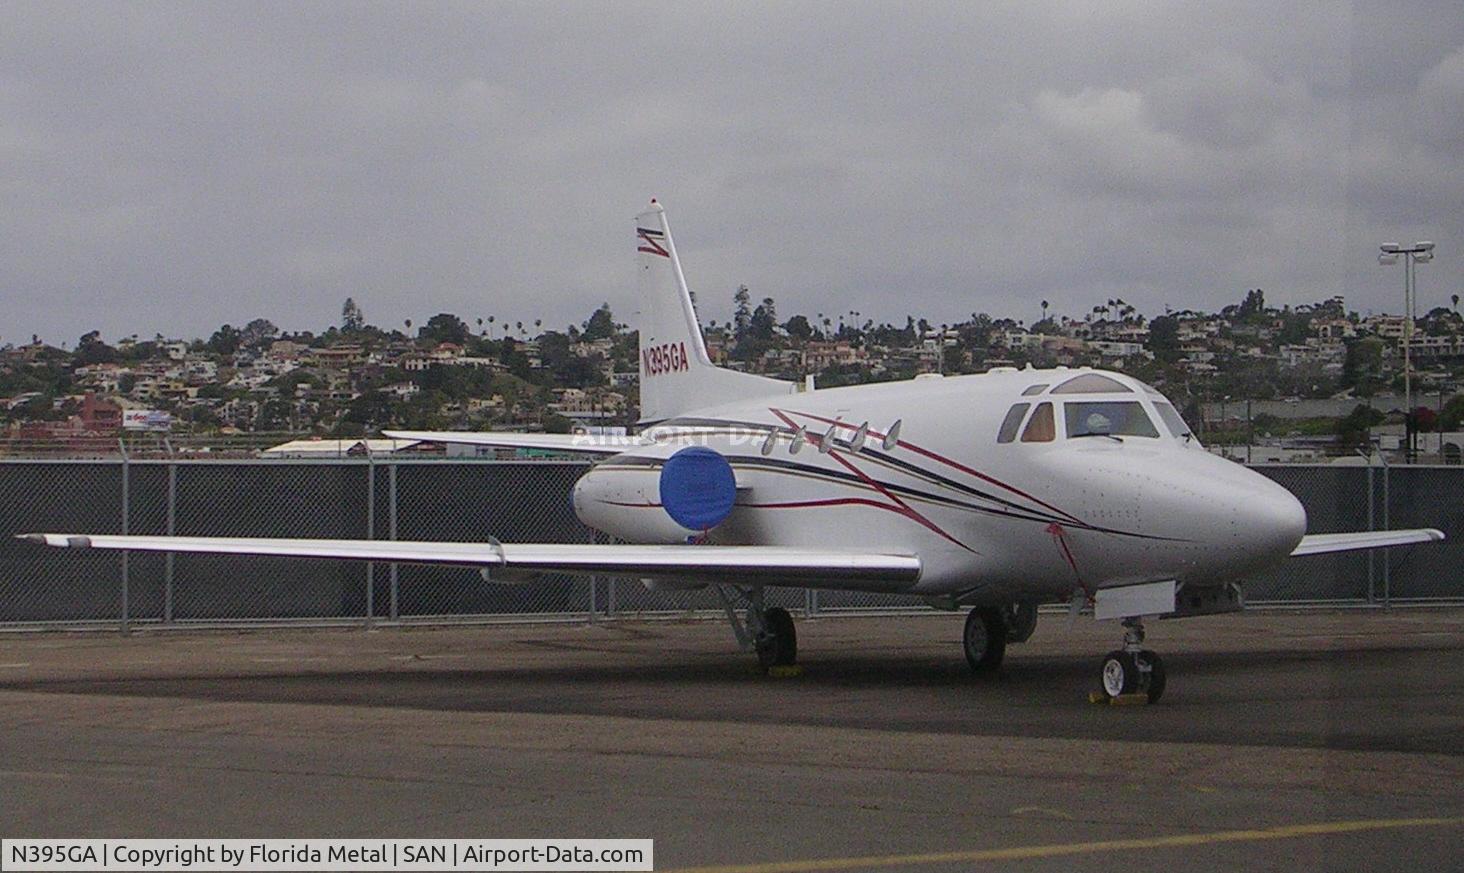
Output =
[
  {"x1": 18, "y1": 534, "x2": 921, "y2": 587},
  {"x1": 382, "y1": 430, "x2": 642, "y2": 456},
  {"x1": 1291, "y1": 528, "x2": 1444, "y2": 556}
]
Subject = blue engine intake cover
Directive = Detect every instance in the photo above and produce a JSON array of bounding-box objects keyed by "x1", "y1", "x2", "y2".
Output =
[{"x1": 659, "y1": 446, "x2": 737, "y2": 531}]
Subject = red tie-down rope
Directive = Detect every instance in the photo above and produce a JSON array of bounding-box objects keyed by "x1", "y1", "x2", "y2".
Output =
[{"x1": 1046, "y1": 522, "x2": 1094, "y2": 604}]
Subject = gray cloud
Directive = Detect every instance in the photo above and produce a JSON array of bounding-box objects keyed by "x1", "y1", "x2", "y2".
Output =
[{"x1": 2, "y1": 1, "x2": 1462, "y2": 346}]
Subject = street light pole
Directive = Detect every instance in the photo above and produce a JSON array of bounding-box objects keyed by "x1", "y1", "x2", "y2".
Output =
[{"x1": 1379, "y1": 241, "x2": 1435, "y2": 462}]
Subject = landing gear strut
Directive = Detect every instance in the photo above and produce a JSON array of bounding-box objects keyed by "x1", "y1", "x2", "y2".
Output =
[
  {"x1": 1099, "y1": 617, "x2": 1166, "y2": 703},
  {"x1": 713, "y1": 585, "x2": 797, "y2": 671},
  {"x1": 963, "y1": 607, "x2": 1008, "y2": 673}
]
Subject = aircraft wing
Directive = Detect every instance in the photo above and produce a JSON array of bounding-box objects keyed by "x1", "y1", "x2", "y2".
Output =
[
  {"x1": 382, "y1": 430, "x2": 642, "y2": 457},
  {"x1": 17, "y1": 534, "x2": 922, "y2": 586},
  {"x1": 1291, "y1": 528, "x2": 1444, "y2": 557}
]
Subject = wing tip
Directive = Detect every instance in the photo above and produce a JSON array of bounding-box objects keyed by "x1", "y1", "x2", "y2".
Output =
[{"x1": 15, "y1": 533, "x2": 91, "y2": 548}]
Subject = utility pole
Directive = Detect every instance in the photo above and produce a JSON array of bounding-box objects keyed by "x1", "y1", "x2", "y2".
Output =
[{"x1": 1379, "y1": 241, "x2": 1436, "y2": 462}]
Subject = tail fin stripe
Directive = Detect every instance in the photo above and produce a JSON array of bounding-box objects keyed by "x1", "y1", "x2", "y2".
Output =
[{"x1": 637, "y1": 228, "x2": 669, "y2": 258}]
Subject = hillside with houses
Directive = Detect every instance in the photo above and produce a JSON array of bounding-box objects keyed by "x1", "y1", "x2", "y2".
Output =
[{"x1": 6, "y1": 288, "x2": 1464, "y2": 456}]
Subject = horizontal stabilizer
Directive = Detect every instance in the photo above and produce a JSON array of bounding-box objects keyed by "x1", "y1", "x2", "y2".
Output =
[
  {"x1": 382, "y1": 430, "x2": 641, "y2": 456},
  {"x1": 18, "y1": 534, "x2": 922, "y2": 587},
  {"x1": 1291, "y1": 528, "x2": 1444, "y2": 556}
]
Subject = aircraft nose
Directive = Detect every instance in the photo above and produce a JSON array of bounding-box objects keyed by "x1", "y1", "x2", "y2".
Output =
[
  {"x1": 1153, "y1": 453, "x2": 1308, "y2": 577},
  {"x1": 1238, "y1": 477, "x2": 1308, "y2": 562}
]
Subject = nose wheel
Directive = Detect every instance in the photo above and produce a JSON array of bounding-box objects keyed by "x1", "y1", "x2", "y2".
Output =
[{"x1": 1099, "y1": 619, "x2": 1166, "y2": 703}]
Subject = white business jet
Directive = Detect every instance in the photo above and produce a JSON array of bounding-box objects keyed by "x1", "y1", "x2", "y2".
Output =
[{"x1": 22, "y1": 200, "x2": 1442, "y2": 701}]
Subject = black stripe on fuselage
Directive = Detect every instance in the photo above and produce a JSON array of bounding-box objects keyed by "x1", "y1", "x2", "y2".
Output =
[
  {"x1": 597, "y1": 450, "x2": 1185, "y2": 542},
  {"x1": 650, "y1": 416, "x2": 1079, "y2": 526}
]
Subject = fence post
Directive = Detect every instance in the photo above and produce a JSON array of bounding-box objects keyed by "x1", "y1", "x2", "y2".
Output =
[
  {"x1": 587, "y1": 527, "x2": 598, "y2": 624},
  {"x1": 118, "y1": 440, "x2": 130, "y2": 634},
  {"x1": 1365, "y1": 461, "x2": 1375, "y2": 604},
  {"x1": 1381, "y1": 455, "x2": 1391, "y2": 610},
  {"x1": 365, "y1": 454, "x2": 375, "y2": 629},
  {"x1": 388, "y1": 462, "x2": 399, "y2": 622},
  {"x1": 165, "y1": 459, "x2": 177, "y2": 622}
]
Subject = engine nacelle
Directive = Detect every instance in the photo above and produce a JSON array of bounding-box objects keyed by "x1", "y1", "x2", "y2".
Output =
[{"x1": 573, "y1": 446, "x2": 738, "y2": 544}]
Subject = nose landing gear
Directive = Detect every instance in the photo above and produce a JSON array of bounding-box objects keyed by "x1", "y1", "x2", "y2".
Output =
[{"x1": 1099, "y1": 618, "x2": 1165, "y2": 703}]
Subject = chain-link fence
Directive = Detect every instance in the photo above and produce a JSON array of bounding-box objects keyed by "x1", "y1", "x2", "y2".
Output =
[{"x1": 1, "y1": 458, "x2": 1459, "y2": 629}]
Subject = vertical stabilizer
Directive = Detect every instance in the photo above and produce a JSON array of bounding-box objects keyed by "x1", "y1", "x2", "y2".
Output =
[{"x1": 635, "y1": 200, "x2": 795, "y2": 423}]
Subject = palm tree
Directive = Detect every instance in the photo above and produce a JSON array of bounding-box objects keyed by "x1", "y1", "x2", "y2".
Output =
[
  {"x1": 1041, "y1": 300, "x2": 1049, "y2": 322},
  {"x1": 1452, "y1": 294, "x2": 1459, "y2": 313}
]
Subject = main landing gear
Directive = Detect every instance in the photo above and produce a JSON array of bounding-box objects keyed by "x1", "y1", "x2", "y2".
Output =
[
  {"x1": 714, "y1": 585, "x2": 797, "y2": 672},
  {"x1": 1099, "y1": 617, "x2": 1166, "y2": 703},
  {"x1": 963, "y1": 607, "x2": 1008, "y2": 672}
]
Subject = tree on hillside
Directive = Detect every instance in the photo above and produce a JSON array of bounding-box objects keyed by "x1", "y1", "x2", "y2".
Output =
[
  {"x1": 341, "y1": 298, "x2": 365, "y2": 332},
  {"x1": 749, "y1": 297, "x2": 777, "y2": 342},
  {"x1": 582, "y1": 304, "x2": 616, "y2": 342},
  {"x1": 206, "y1": 324, "x2": 241, "y2": 356},
  {"x1": 783, "y1": 315, "x2": 813, "y2": 342},
  {"x1": 1147, "y1": 315, "x2": 1180, "y2": 362},
  {"x1": 419, "y1": 313, "x2": 469, "y2": 346},
  {"x1": 241, "y1": 319, "x2": 279, "y2": 347},
  {"x1": 1341, "y1": 338, "x2": 1384, "y2": 397},
  {"x1": 733, "y1": 285, "x2": 752, "y2": 342},
  {"x1": 75, "y1": 331, "x2": 117, "y2": 365}
]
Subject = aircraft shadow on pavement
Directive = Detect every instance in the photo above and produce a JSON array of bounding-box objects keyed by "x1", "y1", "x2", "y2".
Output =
[{"x1": 3, "y1": 641, "x2": 1457, "y2": 756}]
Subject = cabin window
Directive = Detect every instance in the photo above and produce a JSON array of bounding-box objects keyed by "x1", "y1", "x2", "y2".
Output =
[
  {"x1": 1021, "y1": 402, "x2": 1055, "y2": 442},
  {"x1": 1064, "y1": 401, "x2": 1159, "y2": 438},
  {"x1": 1051, "y1": 373, "x2": 1132, "y2": 394},
  {"x1": 997, "y1": 403, "x2": 1030, "y2": 443},
  {"x1": 1153, "y1": 402, "x2": 1193, "y2": 439},
  {"x1": 1021, "y1": 384, "x2": 1047, "y2": 396}
]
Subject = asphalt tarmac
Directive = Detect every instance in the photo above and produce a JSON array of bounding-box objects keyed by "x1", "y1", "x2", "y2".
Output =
[{"x1": 1, "y1": 610, "x2": 1461, "y2": 872}]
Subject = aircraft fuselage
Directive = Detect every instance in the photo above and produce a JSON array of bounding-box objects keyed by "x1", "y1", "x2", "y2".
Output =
[{"x1": 572, "y1": 366, "x2": 1307, "y2": 605}]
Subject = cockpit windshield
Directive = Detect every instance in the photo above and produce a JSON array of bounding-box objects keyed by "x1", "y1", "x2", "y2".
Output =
[{"x1": 1064, "y1": 401, "x2": 1159, "y2": 438}]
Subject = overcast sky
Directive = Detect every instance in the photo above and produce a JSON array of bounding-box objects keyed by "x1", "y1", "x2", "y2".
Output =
[{"x1": 4, "y1": 1, "x2": 1462, "y2": 345}]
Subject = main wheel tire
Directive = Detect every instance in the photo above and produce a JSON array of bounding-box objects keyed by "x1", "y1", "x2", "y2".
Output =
[
  {"x1": 756, "y1": 606, "x2": 797, "y2": 670},
  {"x1": 963, "y1": 607, "x2": 1008, "y2": 673},
  {"x1": 1100, "y1": 650, "x2": 1138, "y2": 698},
  {"x1": 1137, "y1": 649, "x2": 1165, "y2": 703}
]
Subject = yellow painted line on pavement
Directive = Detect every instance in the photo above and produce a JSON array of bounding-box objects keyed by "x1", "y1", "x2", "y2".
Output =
[{"x1": 665, "y1": 817, "x2": 1464, "y2": 873}]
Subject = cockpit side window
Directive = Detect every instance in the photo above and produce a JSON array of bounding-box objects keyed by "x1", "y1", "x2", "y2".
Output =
[
  {"x1": 1021, "y1": 384, "x2": 1047, "y2": 396},
  {"x1": 1021, "y1": 402, "x2": 1056, "y2": 442},
  {"x1": 1051, "y1": 373, "x2": 1132, "y2": 394},
  {"x1": 1064, "y1": 401, "x2": 1159, "y2": 438},
  {"x1": 997, "y1": 403, "x2": 1030, "y2": 443},
  {"x1": 1153, "y1": 402, "x2": 1193, "y2": 439}
]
